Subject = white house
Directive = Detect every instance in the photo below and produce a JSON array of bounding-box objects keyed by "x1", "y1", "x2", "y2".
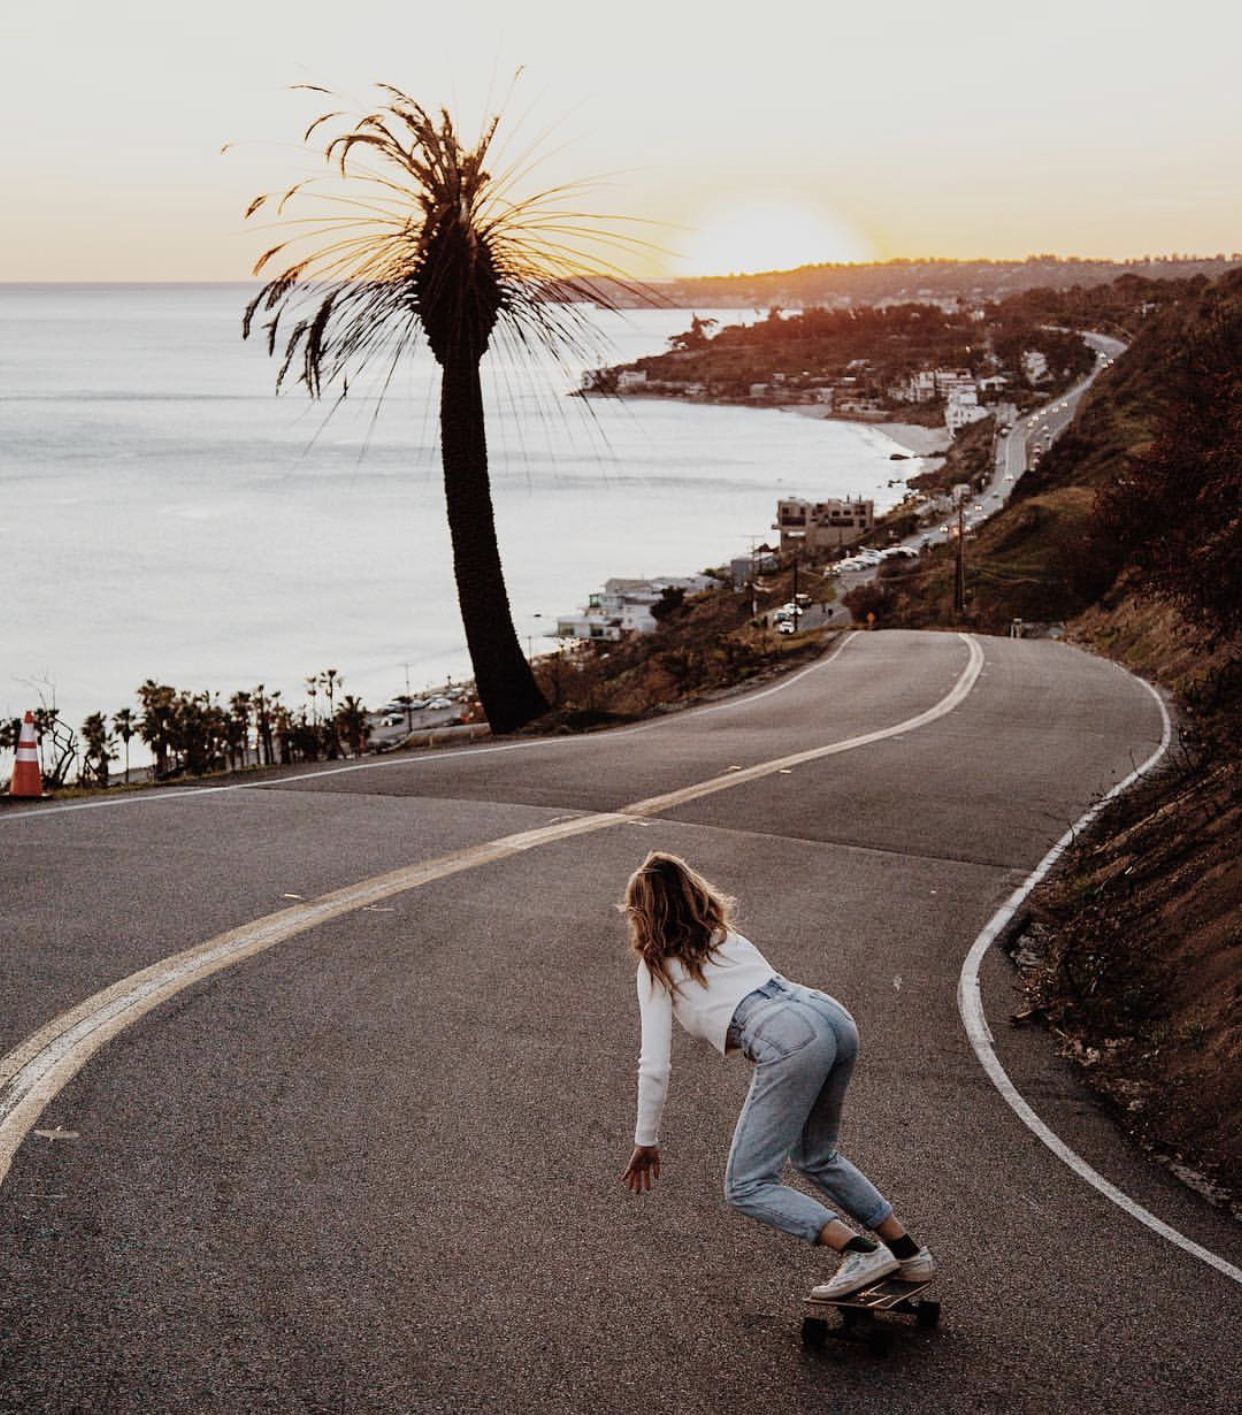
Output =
[
  {"x1": 1022, "y1": 350, "x2": 1050, "y2": 384},
  {"x1": 891, "y1": 370, "x2": 937, "y2": 403},
  {"x1": 945, "y1": 386, "x2": 990, "y2": 435},
  {"x1": 555, "y1": 574, "x2": 715, "y2": 641}
]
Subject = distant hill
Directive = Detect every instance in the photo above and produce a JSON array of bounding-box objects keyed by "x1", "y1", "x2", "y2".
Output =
[{"x1": 602, "y1": 255, "x2": 1242, "y2": 310}]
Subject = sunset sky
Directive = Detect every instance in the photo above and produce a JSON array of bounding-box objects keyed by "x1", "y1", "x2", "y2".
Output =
[{"x1": 3, "y1": 0, "x2": 1239, "y2": 281}]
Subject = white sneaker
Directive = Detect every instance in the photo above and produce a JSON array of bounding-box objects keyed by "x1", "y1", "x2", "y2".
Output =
[
  {"x1": 811, "y1": 1246, "x2": 900, "y2": 1300},
  {"x1": 896, "y1": 1246, "x2": 936, "y2": 1282}
]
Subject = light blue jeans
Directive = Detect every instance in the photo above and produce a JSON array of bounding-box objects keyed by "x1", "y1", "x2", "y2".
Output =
[{"x1": 724, "y1": 976, "x2": 893, "y2": 1244}]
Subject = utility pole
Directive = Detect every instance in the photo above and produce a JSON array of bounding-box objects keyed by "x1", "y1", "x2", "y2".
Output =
[
  {"x1": 403, "y1": 663, "x2": 413, "y2": 733},
  {"x1": 954, "y1": 494, "x2": 966, "y2": 617},
  {"x1": 746, "y1": 535, "x2": 760, "y2": 620}
]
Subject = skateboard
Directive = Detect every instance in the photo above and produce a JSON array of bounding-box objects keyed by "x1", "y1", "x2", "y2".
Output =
[{"x1": 802, "y1": 1277, "x2": 940, "y2": 1356}]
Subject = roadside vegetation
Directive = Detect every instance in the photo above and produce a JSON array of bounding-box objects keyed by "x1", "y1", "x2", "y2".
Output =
[
  {"x1": 523, "y1": 568, "x2": 837, "y2": 729},
  {"x1": 0, "y1": 671, "x2": 376, "y2": 790}
]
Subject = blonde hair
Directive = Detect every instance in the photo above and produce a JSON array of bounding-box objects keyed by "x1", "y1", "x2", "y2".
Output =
[{"x1": 621, "y1": 852, "x2": 736, "y2": 994}]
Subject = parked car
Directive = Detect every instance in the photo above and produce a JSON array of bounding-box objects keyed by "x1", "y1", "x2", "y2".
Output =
[
  {"x1": 793, "y1": 593, "x2": 812, "y2": 607},
  {"x1": 426, "y1": 696, "x2": 453, "y2": 710},
  {"x1": 380, "y1": 713, "x2": 406, "y2": 727},
  {"x1": 777, "y1": 620, "x2": 796, "y2": 635}
]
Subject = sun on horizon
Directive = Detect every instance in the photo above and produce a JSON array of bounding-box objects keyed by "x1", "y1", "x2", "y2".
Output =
[{"x1": 673, "y1": 199, "x2": 874, "y2": 279}]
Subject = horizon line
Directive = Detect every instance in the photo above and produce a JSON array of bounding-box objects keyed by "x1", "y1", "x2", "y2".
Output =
[{"x1": 3, "y1": 253, "x2": 1242, "y2": 289}]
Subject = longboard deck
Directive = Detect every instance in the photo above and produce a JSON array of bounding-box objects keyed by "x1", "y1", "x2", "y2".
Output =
[
  {"x1": 801, "y1": 1278, "x2": 940, "y2": 1354},
  {"x1": 805, "y1": 1276, "x2": 935, "y2": 1312}
]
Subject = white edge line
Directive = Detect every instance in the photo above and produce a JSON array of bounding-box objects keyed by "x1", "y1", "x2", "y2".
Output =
[
  {"x1": 957, "y1": 667, "x2": 1242, "y2": 1286},
  {"x1": 0, "y1": 634, "x2": 859, "y2": 825}
]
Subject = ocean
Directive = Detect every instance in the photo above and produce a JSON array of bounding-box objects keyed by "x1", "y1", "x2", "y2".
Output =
[{"x1": 0, "y1": 284, "x2": 923, "y2": 744}]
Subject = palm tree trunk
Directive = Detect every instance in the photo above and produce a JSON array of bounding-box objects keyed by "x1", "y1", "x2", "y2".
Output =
[{"x1": 440, "y1": 351, "x2": 548, "y2": 733}]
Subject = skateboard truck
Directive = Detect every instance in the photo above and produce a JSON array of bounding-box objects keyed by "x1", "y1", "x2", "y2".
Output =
[{"x1": 802, "y1": 1277, "x2": 940, "y2": 1357}]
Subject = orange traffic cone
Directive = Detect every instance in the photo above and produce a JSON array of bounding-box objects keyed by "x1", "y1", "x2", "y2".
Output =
[{"x1": 10, "y1": 711, "x2": 44, "y2": 798}]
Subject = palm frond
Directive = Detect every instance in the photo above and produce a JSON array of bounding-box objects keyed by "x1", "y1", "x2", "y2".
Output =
[{"x1": 243, "y1": 83, "x2": 663, "y2": 396}]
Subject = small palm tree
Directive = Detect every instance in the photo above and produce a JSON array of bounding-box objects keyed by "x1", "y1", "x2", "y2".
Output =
[
  {"x1": 112, "y1": 707, "x2": 136, "y2": 783},
  {"x1": 243, "y1": 86, "x2": 643, "y2": 732},
  {"x1": 335, "y1": 694, "x2": 371, "y2": 757}
]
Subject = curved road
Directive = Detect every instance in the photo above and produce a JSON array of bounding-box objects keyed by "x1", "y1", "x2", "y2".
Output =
[{"x1": 1, "y1": 631, "x2": 1237, "y2": 1413}]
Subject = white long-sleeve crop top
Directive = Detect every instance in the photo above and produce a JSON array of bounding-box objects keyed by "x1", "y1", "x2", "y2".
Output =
[{"x1": 633, "y1": 930, "x2": 775, "y2": 1145}]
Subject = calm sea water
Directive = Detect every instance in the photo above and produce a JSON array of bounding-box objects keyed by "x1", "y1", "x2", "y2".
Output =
[{"x1": 0, "y1": 284, "x2": 921, "y2": 741}]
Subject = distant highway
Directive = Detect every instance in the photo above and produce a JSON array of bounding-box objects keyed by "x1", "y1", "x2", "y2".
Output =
[
  {"x1": 993, "y1": 330, "x2": 1127, "y2": 503},
  {"x1": 824, "y1": 330, "x2": 1128, "y2": 604}
]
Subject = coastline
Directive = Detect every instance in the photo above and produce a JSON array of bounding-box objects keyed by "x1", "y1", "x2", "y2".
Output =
[{"x1": 788, "y1": 405, "x2": 952, "y2": 459}]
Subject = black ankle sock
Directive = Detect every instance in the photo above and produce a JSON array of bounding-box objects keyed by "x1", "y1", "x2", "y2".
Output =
[
  {"x1": 843, "y1": 1236, "x2": 878, "y2": 1254},
  {"x1": 884, "y1": 1234, "x2": 919, "y2": 1260}
]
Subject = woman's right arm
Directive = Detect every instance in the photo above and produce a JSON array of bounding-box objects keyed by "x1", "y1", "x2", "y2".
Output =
[{"x1": 633, "y1": 962, "x2": 673, "y2": 1148}]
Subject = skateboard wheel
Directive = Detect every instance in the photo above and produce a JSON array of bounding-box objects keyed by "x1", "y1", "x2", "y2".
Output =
[
  {"x1": 916, "y1": 1300, "x2": 941, "y2": 1330},
  {"x1": 801, "y1": 1317, "x2": 828, "y2": 1350}
]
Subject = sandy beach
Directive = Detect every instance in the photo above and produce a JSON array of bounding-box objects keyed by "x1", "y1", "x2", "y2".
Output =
[
  {"x1": 869, "y1": 420, "x2": 952, "y2": 457},
  {"x1": 789, "y1": 405, "x2": 951, "y2": 458}
]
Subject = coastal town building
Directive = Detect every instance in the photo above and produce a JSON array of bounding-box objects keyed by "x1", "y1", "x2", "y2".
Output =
[
  {"x1": 730, "y1": 551, "x2": 780, "y2": 587},
  {"x1": 1022, "y1": 350, "x2": 1050, "y2": 384},
  {"x1": 555, "y1": 574, "x2": 715, "y2": 642},
  {"x1": 890, "y1": 370, "x2": 937, "y2": 402},
  {"x1": 773, "y1": 497, "x2": 875, "y2": 553},
  {"x1": 945, "y1": 385, "x2": 990, "y2": 434},
  {"x1": 934, "y1": 368, "x2": 976, "y2": 398},
  {"x1": 834, "y1": 391, "x2": 887, "y2": 417}
]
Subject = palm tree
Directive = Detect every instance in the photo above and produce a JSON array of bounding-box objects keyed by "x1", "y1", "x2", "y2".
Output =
[
  {"x1": 138, "y1": 680, "x2": 176, "y2": 778},
  {"x1": 242, "y1": 86, "x2": 643, "y2": 733},
  {"x1": 320, "y1": 669, "x2": 341, "y2": 758},
  {"x1": 80, "y1": 712, "x2": 115, "y2": 788},
  {"x1": 226, "y1": 691, "x2": 251, "y2": 769},
  {"x1": 335, "y1": 694, "x2": 371, "y2": 758},
  {"x1": 112, "y1": 707, "x2": 136, "y2": 784}
]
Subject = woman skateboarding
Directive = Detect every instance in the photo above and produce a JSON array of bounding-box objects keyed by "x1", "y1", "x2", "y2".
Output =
[{"x1": 619, "y1": 851, "x2": 934, "y2": 1299}]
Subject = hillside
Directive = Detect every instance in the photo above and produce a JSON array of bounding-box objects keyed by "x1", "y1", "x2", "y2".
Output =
[
  {"x1": 868, "y1": 269, "x2": 1241, "y2": 1209},
  {"x1": 600, "y1": 255, "x2": 1242, "y2": 310},
  {"x1": 869, "y1": 269, "x2": 1242, "y2": 633}
]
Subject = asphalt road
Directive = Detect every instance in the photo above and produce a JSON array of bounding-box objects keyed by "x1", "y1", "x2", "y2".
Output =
[
  {"x1": 1, "y1": 630, "x2": 1238, "y2": 1413},
  {"x1": 995, "y1": 332, "x2": 1127, "y2": 502}
]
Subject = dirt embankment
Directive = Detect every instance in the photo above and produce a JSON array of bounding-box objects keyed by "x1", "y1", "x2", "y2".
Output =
[{"x1": 1011, "y1": 594, "x2": 1240, "y2": 1212}]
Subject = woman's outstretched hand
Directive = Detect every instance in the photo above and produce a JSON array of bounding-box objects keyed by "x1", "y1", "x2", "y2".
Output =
[{"x1": 621, "y1": 1145, "x2": 661, "y2": 1193}]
